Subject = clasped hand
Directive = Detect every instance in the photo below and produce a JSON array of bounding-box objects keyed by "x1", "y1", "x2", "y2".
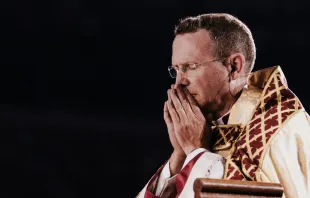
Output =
[{"x1": 164, "y1": 85, "x2": 211, "y2": 156}]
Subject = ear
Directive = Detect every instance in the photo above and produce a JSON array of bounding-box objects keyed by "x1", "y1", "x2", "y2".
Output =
[{"x1": 228, "y1": 53, "x2": 245, "y2": 80}]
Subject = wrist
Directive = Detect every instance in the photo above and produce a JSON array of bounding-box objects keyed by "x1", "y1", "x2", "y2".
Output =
[
  {"x1": 172, "y1": 149, "x2": 186, "y2": 158},
  {"x1": 169, "y1": 150, "x2": 186, "y2": 176}
]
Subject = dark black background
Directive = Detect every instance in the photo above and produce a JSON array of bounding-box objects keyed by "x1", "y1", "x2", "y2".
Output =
[{"x1": 1, "y1": 0, "x2": 310, "y2": 197}]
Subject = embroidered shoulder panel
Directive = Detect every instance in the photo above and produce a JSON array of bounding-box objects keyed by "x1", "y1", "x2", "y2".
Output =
[{"x1": 224, "y1": 66, "x2": 302, "y2": 180}]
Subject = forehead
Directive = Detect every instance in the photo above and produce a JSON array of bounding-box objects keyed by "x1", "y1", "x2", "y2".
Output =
[{"x1": 172, "y1": 29, "x2": 214, "y2": 65}]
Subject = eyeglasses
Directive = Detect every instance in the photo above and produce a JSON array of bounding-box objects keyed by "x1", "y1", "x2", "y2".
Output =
[{"x1": 168, "y1": 58, "x2": 226, "y2": 78}]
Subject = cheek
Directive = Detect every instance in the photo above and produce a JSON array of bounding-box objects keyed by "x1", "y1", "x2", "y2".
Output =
[
  {"x1": 193, "y1": 71, "x2": 222, "y2": 93},
  {"x1": 191, "y1": 69, "x2": 226, "y2": 100}
]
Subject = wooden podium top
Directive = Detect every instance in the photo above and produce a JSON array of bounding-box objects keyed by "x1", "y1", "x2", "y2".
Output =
[{"x1": 194, "y1": 178, "x2": 283, "y2": 198}]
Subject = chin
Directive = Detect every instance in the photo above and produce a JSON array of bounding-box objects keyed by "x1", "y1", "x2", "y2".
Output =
[
  {"x1": 198, "y1": 100, "x2": 212, "y2": 111},
  {"x1": 193, "y1": 95, "x2": 207, "y2": 108}
]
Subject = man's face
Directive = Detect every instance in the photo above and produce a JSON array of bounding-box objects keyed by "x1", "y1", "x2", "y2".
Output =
[{"x1": 172, "y1": 29, "x2": 230, "y2": 112}]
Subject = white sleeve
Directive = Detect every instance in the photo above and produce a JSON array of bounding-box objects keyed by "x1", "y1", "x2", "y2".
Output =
[
  {"x1": 179, "y1": 150, "x2": 225, "y2": 197},
  {"x1": 155, "y1": 161, "x2": 176, "y2": 196},
  {"x1": 155, "y1": 148, "x2": 207, "y2": 196},
  {"x1": 182, "y1": 148, "x2": 209, "y2": 169},
  {"x1": 155, "y1": 148, "x2": 224, "y2": 197}
]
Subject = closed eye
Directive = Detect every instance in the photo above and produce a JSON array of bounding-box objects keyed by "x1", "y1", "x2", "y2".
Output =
[{"x1": 187, "y1": 63, "x2": 197, "y2": 70}]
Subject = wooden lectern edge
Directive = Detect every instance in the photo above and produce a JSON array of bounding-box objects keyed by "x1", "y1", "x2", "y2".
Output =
[{"x1": 194, "y1": 178, "x2": 283, "y2": 196}]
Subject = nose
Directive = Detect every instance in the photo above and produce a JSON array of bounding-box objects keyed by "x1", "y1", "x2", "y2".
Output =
[{"x1": 174, "y1": 71, "x2": 190, "y2": 88}]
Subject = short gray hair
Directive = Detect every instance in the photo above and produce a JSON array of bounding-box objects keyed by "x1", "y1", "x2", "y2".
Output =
[{"x1": 175, "y1": 13, "x2": 256, "y2": 73}]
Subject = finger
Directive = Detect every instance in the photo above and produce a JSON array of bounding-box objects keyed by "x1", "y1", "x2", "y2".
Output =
[
  {"x1": 164, "y1": 101, "x2": 172, "y2": 125},
  {"x1": 166, "y1": 96, "x2": 180, "y2": 124},
  {"x1": 167, "y1": 89, "x2": 171, "y2": 100},
  {"x1": 183, "y1": 87, "x2": 201, "y2": 115},
  {"x1": 164, "y1": 101, "x2": 175, "y2": 133},
  {"x1": 169, "y1": 89, "x2": 187, "y2": 121},
  {"x1": 176, "y1": 86, "x2": 192, "y2": 114},
  {"x1": 183, "y1": 87, "x2": 198, "y2": 105},
  {"x1": 167, "y1": 89, "x2": 173, "y2": 108},
  {"x1": 168, "y1": 88, "x2": 184, "y2": 122}
]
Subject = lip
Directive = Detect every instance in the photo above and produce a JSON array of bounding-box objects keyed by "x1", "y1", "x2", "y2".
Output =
[{"x1": 187, "y1": 89, "x2": 196, "y2": 96}]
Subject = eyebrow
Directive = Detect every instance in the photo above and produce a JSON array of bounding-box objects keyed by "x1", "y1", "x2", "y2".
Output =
[{"x1": 172, "y1": 62, "x2": 194, "y2": 67}]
